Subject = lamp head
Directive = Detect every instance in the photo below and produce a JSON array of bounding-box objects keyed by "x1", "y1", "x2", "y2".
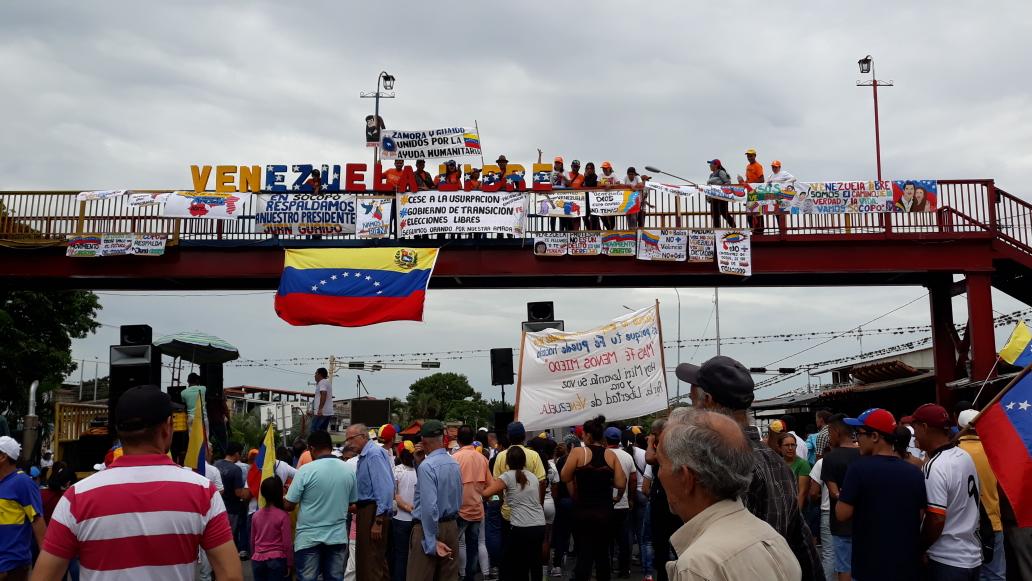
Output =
[
  {"x1": 858, "y1": 55, "x2": 872, "y2": 74},
  {"x1": 644, "y1": 165, "x2": 662, "y2": 174},
  {"x1": 382, "y1": 73, "x2": 396, "y2": 90}
]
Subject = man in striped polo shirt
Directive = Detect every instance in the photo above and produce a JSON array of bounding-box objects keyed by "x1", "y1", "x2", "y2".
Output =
[{"x1": 32, "y1": 385, "x2": 243, "y2": 581}]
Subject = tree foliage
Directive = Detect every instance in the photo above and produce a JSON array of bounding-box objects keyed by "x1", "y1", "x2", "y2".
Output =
[
  {"x1": 0, "y1": 290, "x2": 101, "y2": 438},
  {"x1": 404, "y1": 372, "x2": 514, "y2": 428}
]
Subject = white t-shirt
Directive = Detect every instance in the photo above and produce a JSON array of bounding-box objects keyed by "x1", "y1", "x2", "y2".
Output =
[
  {"x1": 315, "y1": 378, "x2": 334, "y2": 416},
  {"x1": 924, "y1": 446, "x2": 982, "y2": 569},
  {"x1": 394, "y1": 465, "x2": 417, "y2": 522},
  {"x1": 809, "y1": 458, "x2": 830, "y2": 512},
  {"x1": 625, "y1": 175, "x2": 642, "y2": 187},
  {"x1": 632, "y1": 447, "x2": 648, "y2": 493},
  {"x1": 192, "y1": 463, "x2": 224, "y2": 493},
  {"x1": 500, "y1": 470, "x2": 546, "y2": 528},
  {"x1": 598, "y1": 171, "x2": 622, "y2": 186},
  {"x1": 611, "y1": 447, "x2": 634, "y2": 510},
  {"x1": 543, "y1": 460, "x2": 559, "y2": 503}
]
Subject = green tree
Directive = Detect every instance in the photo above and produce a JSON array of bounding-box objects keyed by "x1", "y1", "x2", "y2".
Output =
[
  {"x1": 406, "y1": 372, "x2": 476, "y2": 419},
  {"x1": 0, "y1": 290, "x2": 101, "y2": 449},
  {"x1": 445, "y1": 393, "x2": 492, "y2": 427}
]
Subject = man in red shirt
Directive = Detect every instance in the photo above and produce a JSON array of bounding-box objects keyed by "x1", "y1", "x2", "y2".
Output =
[{"x1": 33, "y1": 385, "x2": 242, "y2": 581}]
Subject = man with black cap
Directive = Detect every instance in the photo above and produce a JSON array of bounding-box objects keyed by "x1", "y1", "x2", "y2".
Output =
[
  {"x1": 834, "y1": 408, "x2": 926, "y2": 581},
  {"x1": 678, "y1": 356, "x2": 823, "y2": 581},
  {"x1": 408, "y1": 420, "x2": 462, "y2": 581},
  {"x1": 33, "y1": 385, "x2": 243, "y2": 581}
]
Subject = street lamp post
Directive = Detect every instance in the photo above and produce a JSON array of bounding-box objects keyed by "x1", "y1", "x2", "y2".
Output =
[
  {"x1": 856, "y1": 56, "x2": 893, "y2": 181},
  {"x1": 360, "y1": 71, "x2": 397, "y2": 168},
  {"x1": 643, "y1": 166, "x2": 699, "y2": 188}
]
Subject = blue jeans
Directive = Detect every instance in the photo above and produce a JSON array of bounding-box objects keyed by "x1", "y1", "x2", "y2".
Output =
[
  {"x1": 236, "y1": 512, "x2": 251, "y2": 555},
  {"x1": 295, "y1": 543, "x2": 346, "y2": 581},
  {"x1": 832, "y1": 535, "x2": 852, "y2": 574},
  {"x1": 391, "y1": 519, "x2": 413, "y2": 581},
  {"x1": 980, "y1": 531, "x2": 1005, "y2": 581},
  {"x1": 634, "y1": 495, "x2": 653, "y2": 574},
  {"x1": 457, "y1": 516, "x2": 481, "y2": 580},
  {"x1": 252, "y1": 557, "x2": 288, "y2": 581},
  {"x1": 310, "y1": 416, "x2": 331, "y2": 433},
  {"x1": 928, "y1": 559, "x2": 981, "y2": 581},
  {"x1": 819, "y1": 511, "x2": 834, "y2": 581},
  {"x1": 485, "y1": 498, "x2": 503, "y2": 567}
]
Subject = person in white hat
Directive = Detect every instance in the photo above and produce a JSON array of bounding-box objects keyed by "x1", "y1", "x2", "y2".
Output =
[{"x1": 0, "y1": 435, "x2": 46, "y2": 579}]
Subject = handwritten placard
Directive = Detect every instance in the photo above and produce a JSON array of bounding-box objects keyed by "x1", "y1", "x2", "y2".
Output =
[
  {"x1": 715, "y1": 229, "x2": 751, "y2": 276},
  {"x1": 688, "y1": 229, "x2": 715, "y2": 262},
  {"x1": 516, "y1": 304, "x2": 669, "y2": 430}
]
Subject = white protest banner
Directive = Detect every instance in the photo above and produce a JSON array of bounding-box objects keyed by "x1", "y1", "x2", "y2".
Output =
[
  {"x1": 570, "y1": 232, "x2": 602, "y2": 256},
  {"x1": 699, "y1": 184, "x2": 748, "y2": 203},
  {"x1": 77, "y1": 190, "x2": 127, "y2": 202},
  {"x1": 715, "y1": 230, "x2": 752, "y2": 276},
  {"x1": 379, "y1": 126, "x2": 482, "y2": 161},
  {"x1": 688, "y1": 229, "x2": 715, "y2": 262},
  {"x1": 66, "y1": 235, "x2": 102, "y2": 257},
  {"x1": 645, "y1": 183, "x2": 695, "y2": 197},
  {"x1": 127, "y1": 192, "x2": 170, "y2": 207},
  {"x1": 636, "y1": 229, "x2": 687, "y2": 261},
  {"x1": 587, "y1": 191, "x2": 642, "y2": 216},
  {"x1": 131, "y1": 234, "x2": 167, "y2": 256},
  {"x1": 515, "y1": 303, "x2": 669, "y2": 431},
  {"x1": 356, "y1": 197, "x2": 393, "y2": 239},
  {"x1": 162, "y1": 191, "x2": 251, "y2": 219},
  {"x1": 601, "y1": 231, "x2": 637, "y2": 257},
  {"x1": 99, "y1": 234, "x2": 134, "y2": 257},
  {"x1": 534, "y1": 192, "x2": 586, "y2": 218},
  {"x1": 252, "y1": 193, "x2": 356, "y2": 236},
  {"x1": 398, "y1": 190, "x2": 527, "y2": 237},
  {"x1": 534, "y1": 233, "x2": 569, "y2": 256}
]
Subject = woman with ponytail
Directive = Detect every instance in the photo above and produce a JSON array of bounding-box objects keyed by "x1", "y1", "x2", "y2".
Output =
[{"x1": 481, "y1": 445, "x2": 546, "y2": 580}]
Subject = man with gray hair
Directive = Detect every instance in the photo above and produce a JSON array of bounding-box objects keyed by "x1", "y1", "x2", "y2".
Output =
[
  {"x1": 659, "y1": 409, "x2": 801, "y2": 580},
  {"x1": 345, "y1": 423, "x2": 394, "y2": 581}
]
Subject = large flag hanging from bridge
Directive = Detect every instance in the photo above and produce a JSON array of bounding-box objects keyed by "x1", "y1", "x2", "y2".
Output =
[{"x1": 274, "y1": 247, "x2": 439, "y2": 327}]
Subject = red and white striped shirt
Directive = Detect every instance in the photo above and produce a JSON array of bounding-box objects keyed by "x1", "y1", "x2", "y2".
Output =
[{"x1": 43, "y1": 454, "x2": 233, "y2": 581}]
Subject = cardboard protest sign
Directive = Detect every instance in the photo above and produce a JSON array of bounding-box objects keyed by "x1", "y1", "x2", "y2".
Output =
[
  {"x1": 398, "y1": 190, "x2": 526, "y2": 237},
  {"x1": 699, "y1": 184, "x2": 748, "y2": 203},
  {"x1": 252, "y1": 193, "x2": 356, "y2": 236},
  {"x1": 534, "y1": 192, "x2": 586, "y2": 218},
  {"x1": 715, "y1": 230, "x2": 751, "y2": 276},
  {"x1": 587, "y1": 191, "x2": 641, "y2": 216},
  {"x1": 688, "y1": 229, "x2": 715, "y2": 262},
  {"x1": 534, "y1": 233, "x2": 569, "y2": 256},
  {"x1": 99, "y1": 234, "x2": 134, "y2": 257},
  {"x1": 356, "y1": 197, "x2": 393, "y2": 238},
  {"x1": 601, "y1": 231, "x2": 636, "y2": 256},
  {"x1": 162, "y1": 191, "x2": 251, "y2": 219},
  {"x1": 570, "y1": 232, "x2": 602, "y2": 256},
  {"x1": 636, "y1": 229, "x2": 688, "y2": 261},
  {"x1": 131, "y1": 234, "x2": 167, "y2": 256},
  {"x1": 515, "y1": 304, "x2": 669, "y2": 430},
  {"x1": 379, "y1": 126, "x2": 481, "y2": 161},
  {"x1": 66, "y1": 235, "x2": 102, "y2": 257}
]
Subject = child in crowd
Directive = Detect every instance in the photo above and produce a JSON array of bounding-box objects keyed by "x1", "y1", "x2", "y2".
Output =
[{"x1": 250, "y1": 476, "x2": 293, "y2": 581}]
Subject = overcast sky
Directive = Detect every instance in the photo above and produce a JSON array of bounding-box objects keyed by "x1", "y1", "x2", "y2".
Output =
[{"x1": 3, "y1": 1, "x2": 1029, "y2": 405}]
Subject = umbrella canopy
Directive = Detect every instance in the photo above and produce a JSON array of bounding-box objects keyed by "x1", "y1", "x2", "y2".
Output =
[{"x1": 154, "y1": 331, "x2": 240, "y2": 364}]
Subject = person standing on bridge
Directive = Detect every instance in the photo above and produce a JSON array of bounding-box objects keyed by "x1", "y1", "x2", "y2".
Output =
[
  {"x1": 309, "y1": 368, "x2": 334, "y2": 434},
  {"x1": 706, "y1": 159, "x2": 735, "y2": 228},
  {"x1": 414, "y1": 160, "x2": 435, "y2": 191},
  {"x1": 739, "y1": 148, "x2": 765, "y2": 234}
]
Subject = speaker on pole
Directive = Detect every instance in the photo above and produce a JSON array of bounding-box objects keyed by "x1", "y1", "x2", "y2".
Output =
[
  {"x1": 119, "y1": 324, "x2": 153, "y2": 346},
  {"x1": 490, "y1": 348, "x2": 514, "y2": 387}
]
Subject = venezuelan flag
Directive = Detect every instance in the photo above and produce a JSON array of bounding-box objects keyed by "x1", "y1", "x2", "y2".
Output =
[
  {"x1": 275, "y1": 248, "x2": 439, "y2": 327},
  {"x1": 463, "y1": 132, "x2": 481, "y2": 149},
  {"x1": 1000, "y1": 321, "x2": 1032, "y2": 367},
  {"x1": 249, "y1": 424, "x2": 278, "y2": 508},
  {"x1": 603, "y1": 232, "x2": 636, "y2": 244},
  {"x1": 615, "y1": 191, "x2": 641, "y2": 214},
  {"x1": 184, "y1": 410, "x2": 206, "y2": 475},
  {"x1": 641, "y1": 230, "x2": 660, "y2": 247}
]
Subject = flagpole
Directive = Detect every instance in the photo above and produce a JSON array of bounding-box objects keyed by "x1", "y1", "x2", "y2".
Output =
[
  {"x1": 971, "y1": 356, "x2": 1003, "y2": 408},
  {"x1": 973, "y1": 363, "x2": 1032, "y2": 424},
  {"x1": 474, "y1": 120, "x2": 485, "y2": 170}
]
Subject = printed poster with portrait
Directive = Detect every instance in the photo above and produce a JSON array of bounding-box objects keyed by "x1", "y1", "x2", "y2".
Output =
[
  {"x1": 534, "y1": 233, "x2": 569, "y2": 256},
  {"x1": 891, "y1": 180, "x2": 938, "y2": 213}
]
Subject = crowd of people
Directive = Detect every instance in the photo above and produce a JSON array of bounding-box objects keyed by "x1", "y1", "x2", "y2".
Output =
[{"x1": 1, "y1": 356, "x2": 1029, "y2": 581}]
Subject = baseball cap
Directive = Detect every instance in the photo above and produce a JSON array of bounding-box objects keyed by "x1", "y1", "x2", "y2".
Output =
[
  {"x1": 844, "y1": 408, "x2": 897, "y2": 435},
  {"x1": 445, "y1": 159, "x2": 457, "y2": 167},
  {"x1": 676, "y1": 356, "x2": 755, "y2": 410},
  {"x1": 601, "y1": 161, "x2": 613, "y2": 169},
  {"x1": 745, "y1": 148, "x2": 757, "y2": 155},
  {"x1": 554, "y1": 156, "x2": 564, "y2": 163},
  {"x1": 912, "y1": 403, "x2": 951, "y2": 429},
  {"x1": 957, "y1": 409, "x2": 979, "y2": 429},
  {"x1": 0, "y1": 436, "x2": 20, "y2": 460},
  {"x1": 707, "y1": 159, "x2": 721, "y2": 166},
  {"x1": 507, "y1": 421, "x2": 526, "y2": 441},
  {"x1": 421, "y1": 419, "x2": 445, "y2": 438},
  {"x1": 771, "y1": 160, "x2": 782, "y2": 167},
  {"x1": 604, "y1": 427, "x2": 621, "y2": 442},
  {"x1": 571, "y1": 159, "x2": 581, "y2": 166},
  {"x1": 115, "y1": 385, "x2": 182, "y2": 432}
]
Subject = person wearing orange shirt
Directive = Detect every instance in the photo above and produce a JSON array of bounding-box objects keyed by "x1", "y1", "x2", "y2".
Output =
[
  {"x1": 464, "y1": 167, "x2": 482, "y2": 190},
  {"x1": 739, "y1": 148, "x2": 765, "y2": 235},
  {"x1": 383, "y1": 159, "x2": 405, "y2": 190}
]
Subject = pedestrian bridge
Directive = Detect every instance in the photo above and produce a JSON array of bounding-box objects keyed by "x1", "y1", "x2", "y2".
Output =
[{"x1": 1, "y1": 179, "x2": 1030, "y2": 403}]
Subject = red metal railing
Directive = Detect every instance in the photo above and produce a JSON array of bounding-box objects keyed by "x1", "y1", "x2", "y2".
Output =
[{"x1": 0, "y1": 180, "x2": 1027, "y2": 248}]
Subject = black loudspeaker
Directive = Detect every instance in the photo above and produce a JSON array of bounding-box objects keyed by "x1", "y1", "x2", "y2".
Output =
[
  {"x1": 493, "y1": 411, "x2": 515, "y2": 437},
  {"x1": 119, "y1": 324, "x2": 153, "y2": 346},
  {"x1": 200, "y1": 363, "x2": 224, "y2": 401},
  {"x1": 490, "y1": 348, "x2": 514, "y2": 386},
  {"x1": 527, "y1": 302, "x2": 554, "y2": 323},
  {"x1": 108, "y1": 345, "x2": 162, "y2": 434},
  {"x1": 351, "y1": 399, "x2": 391, "y2": 427}
]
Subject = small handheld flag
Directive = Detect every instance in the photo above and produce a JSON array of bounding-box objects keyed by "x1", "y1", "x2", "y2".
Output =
[
  {"x1": 1000, "y1": 321, "x2": 1032, "y2": 367},
  {"x1": 253, "y1": 423, "x2": 277, "y2": 508}
]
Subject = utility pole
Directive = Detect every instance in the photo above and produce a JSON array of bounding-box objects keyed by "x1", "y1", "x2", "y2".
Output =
[
  {"x1": 715, "y1": 288, "x2": 722, "y2": 356},
  {"x1": 857, "y1": 55, "x2": 893, "y2": 181}
]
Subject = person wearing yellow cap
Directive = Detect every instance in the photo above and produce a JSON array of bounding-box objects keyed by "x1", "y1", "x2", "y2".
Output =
[{"x1": 739, "y1": 148, "x2": 766, "y2": 235}]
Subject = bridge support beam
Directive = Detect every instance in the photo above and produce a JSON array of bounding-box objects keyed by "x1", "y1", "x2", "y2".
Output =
[
  {"x1": 965, "y1": 272, "x2": 998, "y2": 383},
  {"x1": 928, "y1": 275, "x2": 959, "y2": 407}
]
